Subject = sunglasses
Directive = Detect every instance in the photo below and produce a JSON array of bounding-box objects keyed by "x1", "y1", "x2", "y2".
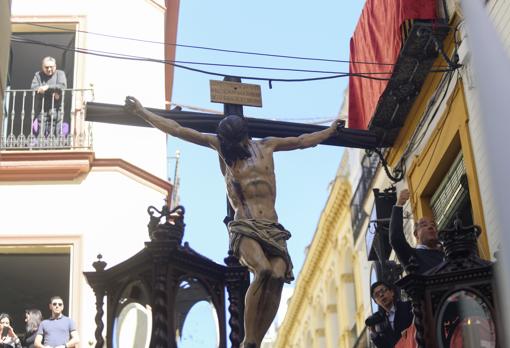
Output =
[{"x1": 52, "y1": 302, "x2": 63, "y2": 307}]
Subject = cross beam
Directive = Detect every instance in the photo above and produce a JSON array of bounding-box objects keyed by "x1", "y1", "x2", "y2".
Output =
[{"x1": 85, "y1": 101, "x2": 380, "y2": 149}]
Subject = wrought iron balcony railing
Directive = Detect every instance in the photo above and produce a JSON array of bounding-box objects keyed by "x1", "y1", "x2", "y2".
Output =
[
  {"x1": 351, "y1": 152, "x2": 380, "y2": 241},
  {"x1": 1, "y1": 88, "x2": 94, "y2": 150}
]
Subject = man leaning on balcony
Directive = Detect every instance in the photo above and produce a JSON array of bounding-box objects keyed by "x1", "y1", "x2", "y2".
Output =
[{"x1": 31, "y1": 56, "x2": 67, "y2": 138}]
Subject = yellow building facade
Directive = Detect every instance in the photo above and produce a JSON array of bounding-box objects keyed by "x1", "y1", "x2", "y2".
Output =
[
  {"x1": 275, "y1": 154, "x2": 357, "y2": 348},
  {"x1": 275, "y1": 0, "x2": 509, "y2": 346}
]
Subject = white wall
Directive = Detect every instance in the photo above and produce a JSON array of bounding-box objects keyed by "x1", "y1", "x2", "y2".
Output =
[
  {"x1": 7, "y1": 0, "x2": 174, "y2": 344},
  {"x1": 458, "y1": 0, "x2": 510, "y2": 257},
  {"x1": 0, "y1": 170, "x2": 167, "y2": 344}
]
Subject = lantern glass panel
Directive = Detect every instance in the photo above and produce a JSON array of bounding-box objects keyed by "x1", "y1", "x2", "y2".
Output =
[
  {"x1": 175, "y1": 277, "x2": 219, "y2": 347},
  {"x1": 436, "y1": 290, "x2": 496, "y2": 348},
  {"x1": 112, "y1": 281, "x2": 152, "y2": 348}
]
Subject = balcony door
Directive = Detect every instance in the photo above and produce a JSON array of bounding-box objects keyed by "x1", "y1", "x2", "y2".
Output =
[
  {"x1": 0, "y1": 248, "x2": 70, "y2": 335},
  {"x1": 4, "y1": 30, "x2": 75, "y2": 145},
  {"x1": 9, "y1": 31, "x2": 75, "y2": 90}
]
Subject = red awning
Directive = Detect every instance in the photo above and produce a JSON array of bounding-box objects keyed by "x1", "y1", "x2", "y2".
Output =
[{"x1": 348, "y1": 0, "x2": 437, "y2": 130}]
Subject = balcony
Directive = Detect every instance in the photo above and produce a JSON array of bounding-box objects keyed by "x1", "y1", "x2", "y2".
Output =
[
  {"x1": 350, "y1": 153, "x2": 380, "y2": 241},
  {"x1": 1, "y1": 88, "x2": 94, "y2": 150}
]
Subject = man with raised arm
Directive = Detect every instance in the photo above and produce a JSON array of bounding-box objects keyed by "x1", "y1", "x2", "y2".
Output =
[
  {"x1": 125, "y1": 96, "x2": 342, "y2": 348},
  {"x1": 389, "y1": 189, "x2": 444, "y2": 274}
]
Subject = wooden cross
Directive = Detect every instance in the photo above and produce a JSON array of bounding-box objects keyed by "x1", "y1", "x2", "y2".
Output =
[
  {"x1": 85, "y1": 77, "x2": 381, "y2": 222},
  {"x1": 84, "y1": 99, "x2": 379, "y2": 148}
]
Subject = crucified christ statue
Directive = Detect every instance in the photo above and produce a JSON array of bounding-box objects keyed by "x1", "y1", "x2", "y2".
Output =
[{"x1": 125, "y1": 96, "x2": 342, "y2": 348}]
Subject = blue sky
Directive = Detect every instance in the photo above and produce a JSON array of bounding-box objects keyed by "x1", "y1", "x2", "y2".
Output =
[
  {"x1": 170, "y1": 0, "x2": 364, "y2": 275},
  {"x1": 167, "y1": 1, "x2": 364, "y2": 345}
]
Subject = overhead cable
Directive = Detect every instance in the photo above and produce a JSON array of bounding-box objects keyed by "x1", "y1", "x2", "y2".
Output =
[
  {"x1": 11, "y1": 35, "x2": 393, "y2": 83},
  {"x1": 25, "y1": 22, "x2": 397, "y2": 66}
]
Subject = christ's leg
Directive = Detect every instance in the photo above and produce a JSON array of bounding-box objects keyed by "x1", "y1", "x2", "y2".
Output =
[
  {"x1": 237, "y1": 237, "x2": 285, "y2": 348},
  {"x1": 252, "y1": 256, "x2": 286, "y2": 344}
]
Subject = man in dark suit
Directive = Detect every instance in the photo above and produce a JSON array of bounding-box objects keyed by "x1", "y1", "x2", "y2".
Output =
[
  {"x1": 389, "y1": 189, "x2": 444, "y2": 274},
  {"x1": 367, "y1": 281, "x2": 413, "y2": 348}
]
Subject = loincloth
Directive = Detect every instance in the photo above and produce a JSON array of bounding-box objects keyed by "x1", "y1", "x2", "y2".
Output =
[{"x1": 228, "y1": 219, "x2": 294, "y2": 283}]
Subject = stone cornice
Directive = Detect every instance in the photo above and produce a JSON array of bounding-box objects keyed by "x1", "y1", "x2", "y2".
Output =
[
  {"x1": 0, "y1": 151, "x2": 172, "y2": 201},
  {"x1": 0, "y1": 151, "x2": 95, "y2": 182},
  {"x1": 92, "y1": 158, "x2": 172, "y2": 196}
]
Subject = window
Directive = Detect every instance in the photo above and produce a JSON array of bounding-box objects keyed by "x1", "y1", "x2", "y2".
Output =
[
  {"x1": 3, "y1": 24, "x2": 92, "y2": 149},
  {"x1": 0, "y1": 246, "x2": 71, "y2": 334},
  {"x1": 6, "y1": 31, "x2": 76, "y2": 142},
  {"x1": 407, "y1": 83, "x2": 489, "y2": 258},
  {"x1": 366, "y1": 204, "x2": 378, "y2": 261},
  {"x1": 351, "y1": 153, "x2": 380, "y2": 241},
  {"x1": 369, "y1": 262, "x2": 381, "y2": 314},
  {"x1": 430, "y1": 153, "x2": 473, "y2": 230}
]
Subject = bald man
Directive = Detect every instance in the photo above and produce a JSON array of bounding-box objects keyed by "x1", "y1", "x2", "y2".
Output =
[{"x1": 389, "y1": 189, "x2": 444, "y2": 274}]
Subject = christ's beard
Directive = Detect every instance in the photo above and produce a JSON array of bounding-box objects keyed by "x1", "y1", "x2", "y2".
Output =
[{"x1": 221, "y1": 141, "x2": 251, "y2": 166}]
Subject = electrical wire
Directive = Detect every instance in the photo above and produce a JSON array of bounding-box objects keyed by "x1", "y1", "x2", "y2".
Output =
[
  {"x1": 370, "y1": 148, "x2": 405, "y2": 183},
  {"x1": 374, "y1": 19, "x2": 463, "y2": 184},
  {"x1": 368, "y1": 68, "x2": 452, "y2": 184},
  {"x1": 404, "y1": 69, "x2": 454, "y2": 157},
  {"x1": 10, "y1": 37, "x2": 393, "y2": 77},
  {"x1": 367, "y1": 69, "x2": 457, "y2": 184},
  {"x1": 11, "y1": 35, "x2": 394, "y2": 83},
  {"x1": 17, "y1": 33, "x2": 394, "y2": 75},
  {"x1": 384, "y1": 68, "x2": 455, "y2": 184},
  {"x1": 25, "y1": 22, "x2": 397, "y2": 66},
  {"x1": 15, "y1": 22, "x2": 462, "y2": 133},
  {"x1": 412, "y1": 94, "x2": 452, "y2": 193}
]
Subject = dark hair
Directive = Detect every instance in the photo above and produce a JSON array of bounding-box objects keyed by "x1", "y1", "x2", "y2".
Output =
[
  {"x1": 370, "y1": 281, "x2": 393, "y2": 299},
  {"x1": 216, "y1": 115, "x2": 251, "y2": 166},
  {"x1": 49, "y1": 295, "x2": 63, "y2": 304},
  {"x1": 25, "y1": 309, "x2": 42, "y2": 333}
]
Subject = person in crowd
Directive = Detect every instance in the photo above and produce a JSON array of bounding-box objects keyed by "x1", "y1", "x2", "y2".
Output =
[
  {"x1": 0, "y1": 313, "x2": 21, "y2": 348},
  {"x1": 366, "y1": 281, "x2": 413, "y2": 348},
  {"x1": 389, "y1": 188, "x2": 444, "y2": 274},
  {"x1": 30, "y1": 56, "x2": 67, "y2": 138},
  {"x1": 34, "y1": 296, "x2": 79, "y2": 348},
  {"x1": 125, "y1": 96, "x2": 343, "y2": 348},
  {"x1": 22, "y1": 309, "x2": 42, "y2": 348}
]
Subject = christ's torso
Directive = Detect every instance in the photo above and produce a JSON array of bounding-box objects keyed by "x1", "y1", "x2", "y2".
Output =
[{"x1": 223, "y1": 140, "x2": 278, "y2": 222}]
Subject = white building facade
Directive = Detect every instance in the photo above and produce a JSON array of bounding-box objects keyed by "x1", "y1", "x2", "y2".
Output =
[{"x1": 1, "y1": 0, "x2": 179, "y2": 345}]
